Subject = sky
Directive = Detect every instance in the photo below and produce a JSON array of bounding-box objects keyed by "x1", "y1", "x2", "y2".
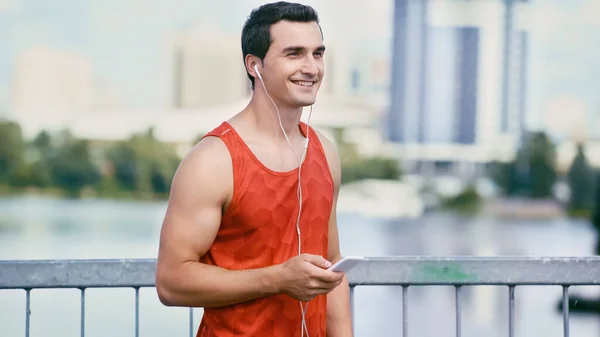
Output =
[
  {"x1": 0, "y1": 0, "x2": 599, "y2": 137},
  {"x1": 526, "y1": 0, "x2": 600, "y2": 137},
  {"x1": 0, "y1": 0, "x2": 392, "y2": 110},
  {"x1": 0, "y1": 0, "x2": 269, "y2": 109}
]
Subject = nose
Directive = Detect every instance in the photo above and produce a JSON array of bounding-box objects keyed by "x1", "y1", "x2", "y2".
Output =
[{"x1": 301, "y1": 57, "x2": 319, "y2": 77}]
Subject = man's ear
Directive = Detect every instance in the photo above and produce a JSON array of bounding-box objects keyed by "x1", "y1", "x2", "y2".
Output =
[{"x1": 245, "y1": 55, "x2": 262, "y2": 79}]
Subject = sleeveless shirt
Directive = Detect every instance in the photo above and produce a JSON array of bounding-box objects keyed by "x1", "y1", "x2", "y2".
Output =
[{"x1": 196, "y1": 121, "x2": 334, "y2": 337}]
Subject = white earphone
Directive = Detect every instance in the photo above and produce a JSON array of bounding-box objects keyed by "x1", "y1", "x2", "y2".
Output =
[{"x1": 254, "y1": 63, "x2": 313, "y2": 337}]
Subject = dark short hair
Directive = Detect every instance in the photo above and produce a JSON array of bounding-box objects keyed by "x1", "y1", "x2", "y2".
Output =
[{"x1": 241, "y1": 1, "x2": 321, "y2": 89}]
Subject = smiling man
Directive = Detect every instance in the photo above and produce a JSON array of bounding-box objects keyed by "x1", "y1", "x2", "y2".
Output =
[{"x1": 155, "y1": 1, "x2": 353, "y2": 337}]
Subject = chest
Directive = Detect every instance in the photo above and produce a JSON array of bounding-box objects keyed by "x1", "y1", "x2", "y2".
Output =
[
  {"x1": 213, "y1": 137, "x2": 334, "y2": 265},
  {"x1": 244, "y1": 138, "x2": 308, "y2": 173},
  {"x1": 221, "y1": 154, "x2": 334, "y2": 238},
  {"x1": 221, "y1": 173, "x2": 332, "y2": 261}
]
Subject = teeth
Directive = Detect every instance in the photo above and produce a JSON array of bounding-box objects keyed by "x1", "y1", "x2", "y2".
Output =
[{"x1": 292, "y1": 81, "x2": 314, "y2": 87}]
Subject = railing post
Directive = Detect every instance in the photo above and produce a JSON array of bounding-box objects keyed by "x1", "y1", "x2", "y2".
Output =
[
  {"x1": 402, "y1": 286, "x2": 408, "y2": 337},
  {"x1": 455, "y1": 286, "x2": 462, "y2": 337},
  {"x1": 189, "y1": 307, "x2": 194, "y2": 337},
  {"x1": 508, "y1": 286, "x2": 515, "y2": 337},
  {"x1": 350, "y1": 285, "x2": 355, "y2": 334},
  {"x1": 562, "y1": 285, "x2": 570, "y2": 337},
  {"x1": 80, "y1": 288, "x2": 86, "y2": 337},
  {"x1": 25, "y1": 288, "x2": 31, "y2": 337},
  {"x1": 134, "y1": 287, "x2": 140, "y2": 337}
]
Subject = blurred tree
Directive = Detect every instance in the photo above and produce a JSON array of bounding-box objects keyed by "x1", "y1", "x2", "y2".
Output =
[
  {"x1": 341, "y1": 156, "x2": 400, "y2": 184},
  {"x1": 441, "y1": 184, "x2": 482, "y2": 214},
  {"x1": 0, "y1": 121, "x2": 25, "y2": 183},
  {"x1": 32, "y1": 130, "x2": 52, "y2": 153},
  {"x1": 330, "y1": 128, "x2": 401, "y2": 184},
  {"x1": 592, "y1": 171, "x2": 600, "y2": 242},
  {"x1": 27, "y1": 130, "x2": 55, "y2": 187},
  {"x1": 105, "y1": 141, "x2": 138, "y2": 192},
  {"x1": 489, "y1": 160, "x2": 519, "y2": 196},
  {"x1": 105, "y1": 128, "x2": 179, "y2": 197},
  {"x1": 47, "y1": 131, "x2": 101, "y2": 196},
  {"x1": 567, "y1": 143, "x2": 595, "y2": 214},
  {"x1": 525, "y1": 132, "x2": 557, "y2": 198},
  {"x1": 489, "y1": 132, "x2": 557, "y2": 199}
]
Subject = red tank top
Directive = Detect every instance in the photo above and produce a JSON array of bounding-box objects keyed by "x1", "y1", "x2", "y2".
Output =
[{"x1": 196, "y1": 121, "x2": 334, "y2": 337}]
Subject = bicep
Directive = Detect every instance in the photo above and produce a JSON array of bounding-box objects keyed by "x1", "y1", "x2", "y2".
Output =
[{"x1": 157, "y1": 138, "x2": 232, "y2": 268}]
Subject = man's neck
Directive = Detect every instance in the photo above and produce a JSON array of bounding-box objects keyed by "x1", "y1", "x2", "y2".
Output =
[{"x1": 245, "y1": 93, "x2": 304, "y2": 143}]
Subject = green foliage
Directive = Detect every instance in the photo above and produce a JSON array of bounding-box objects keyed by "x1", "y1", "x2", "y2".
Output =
[
  {"x1": 3, "y1": 123, "x2": 403, "y2": 197},
  {"x1": 567, "y1": 143, "x2": 595, "y2": 215},
  {"x1": 490, "y1": 131, "x2": 557, "y2": 199},
  {"x1": 489, "y1": 132, "x2": 600, "y2": 220},
  {"x1": 0, "y1": 120, "x2": 25, "y2": 183},
  {"x1": 103, "y1": 128, "x2": 180, "y2": 198},
  {"x1": 341, "y1": 157, "x2": 400, "y2": 184},
  {"x1": 48, "y1": 132, "x2": 101, "y2": 196},
  {"x1": 527, "y1": 132, "x2": 557, "y2": 198},
  {"x1": 0, "y1": 122, "x2": 181, "y2": 200},
  {"x1": 490, "y1": 160, "x2": 520, "y2": 195},
  {"x1": 441, "y1": 185, "x2": 482, "y2": 214},
  {"x1": 332, "y1": 128, "x2": 400, "y2": 184},
  {"x1": 592, "y1": 171, "x2": 600, "y2": 231}
]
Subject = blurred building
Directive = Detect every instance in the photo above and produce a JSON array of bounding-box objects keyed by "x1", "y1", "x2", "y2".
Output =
[
  {"x1": 385, "y1": 0, "x2": 531, "y2": 170},
  {"x1": 501, "y1": 0, "x2": 531, "y2": 139},
  {"x1": 10, "y1": 46, "x2": 94, "y2": 116},
  {"x1": 319, "y1": 41, "x2": 390, "y2": 101},
  {"x1": 171, "y1": 22, "x2": 249, "y2": 108}
]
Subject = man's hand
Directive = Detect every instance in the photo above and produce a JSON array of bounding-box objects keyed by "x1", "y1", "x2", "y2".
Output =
[{"x1": 278, "y1": 254, "x2": 345, "y2": 302}]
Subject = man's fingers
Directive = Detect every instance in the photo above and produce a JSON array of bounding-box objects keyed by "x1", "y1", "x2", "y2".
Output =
[
  {"x1": 311, "y1": 281, "x2": 343, "y2": 293},
  {"x1": 302, "y1": 254, "x2": 332, "y2": 269},
  {"x1": 312, "y1": 270, "x2": 345, "y2": 284}
]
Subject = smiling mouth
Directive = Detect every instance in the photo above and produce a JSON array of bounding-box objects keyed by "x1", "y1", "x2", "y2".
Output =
[{"x1": 291, "y1": 80, "x2": 316, "y2": 87}]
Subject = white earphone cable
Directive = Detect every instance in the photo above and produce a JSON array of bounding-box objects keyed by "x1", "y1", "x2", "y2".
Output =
[{"x1": 256, "y1": 66, "x2": 313, "y2": 337}]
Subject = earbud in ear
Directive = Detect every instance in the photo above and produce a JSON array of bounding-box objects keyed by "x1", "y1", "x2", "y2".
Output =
[{"x1": 253, "y1": 64, "x2": 262, "y2": 80}]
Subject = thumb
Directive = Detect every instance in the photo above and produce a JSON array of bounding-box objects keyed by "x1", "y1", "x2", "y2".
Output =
[{"x1": 303, "y1": 254, "x2": 332, "y2": 269}]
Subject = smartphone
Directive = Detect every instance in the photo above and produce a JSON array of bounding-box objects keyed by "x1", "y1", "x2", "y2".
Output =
[{"x1": 327, "y1": 256, "x2": 366, "y2": 273}]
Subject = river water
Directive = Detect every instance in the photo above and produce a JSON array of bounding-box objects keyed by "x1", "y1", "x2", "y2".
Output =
[{"x1": 1, "y1": 195, "x2": 599, "y2": 337}]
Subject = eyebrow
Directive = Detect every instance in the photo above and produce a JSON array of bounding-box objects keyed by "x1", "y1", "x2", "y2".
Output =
[{"x1": 281, "y1": 45, "x2": 326, "y2": 54}]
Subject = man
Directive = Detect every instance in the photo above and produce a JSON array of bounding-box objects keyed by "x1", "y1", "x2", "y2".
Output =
[{"x1": 155, "y1": 2, "x2": 353, "y2": 336}]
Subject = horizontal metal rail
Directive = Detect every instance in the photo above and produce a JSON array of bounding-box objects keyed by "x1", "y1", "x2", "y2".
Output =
[
  {"x1": 2, "y1": 256, "x2": 600, "y2": 289},
  {"x1": 2, "y1": 256, "x2": 599, "y2": 337}
]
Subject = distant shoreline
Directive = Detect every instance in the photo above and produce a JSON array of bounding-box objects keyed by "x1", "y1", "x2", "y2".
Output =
[
  {"x1": 483, "y1": 197, "x2": 579, "y2": 220},
  {"x1": 2, "y1": 185, "x2": 588, "y2": 223},
  {"x1": 0, "y1": 184, "x2": 168, "y2": 202}
]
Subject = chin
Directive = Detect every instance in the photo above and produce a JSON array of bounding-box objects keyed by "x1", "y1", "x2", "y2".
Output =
[
  {"x1": 289, "y1": 100, "x2": 315, "y2": 108},
  {"x1": 292, "y1": 94, "x2": 318, "y2": 107},
  {"x1": 300, "y1": 98, "x2": 317, "y2": 106}
]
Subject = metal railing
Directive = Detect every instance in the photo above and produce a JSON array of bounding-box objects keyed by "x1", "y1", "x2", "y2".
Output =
[{"x1": 2, "y1": 257, "x2": 600, "y2": 337}]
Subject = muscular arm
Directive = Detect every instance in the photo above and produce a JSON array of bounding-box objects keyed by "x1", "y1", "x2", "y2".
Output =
[
  {"x1": 317, "y1": 131, "x2": 354, "y2": 337},
  {"x1": 155, "y1": 137, "x2": 281, "y2": 308}
]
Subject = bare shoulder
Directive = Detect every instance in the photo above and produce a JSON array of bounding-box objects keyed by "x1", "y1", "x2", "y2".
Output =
[
  {"x1": 168, "y1": 135, "x2": 233, "y2": 213},
  {"x1": 157, "y1": 135, "x2": 233, "y2": 267},
  {"x1": 183, "y1": 135, "x2": 232, "y2": 176},
  {"x1": 190, "y1": 135, "x2": 231, "y2": 164},
  {"x1": 312, "y1": 127, "x2": 341, "y2": 187}
]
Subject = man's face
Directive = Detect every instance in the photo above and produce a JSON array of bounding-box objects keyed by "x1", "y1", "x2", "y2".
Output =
[{"x1": 261, "y1": 20, "x2": 325, "y2": 108}]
